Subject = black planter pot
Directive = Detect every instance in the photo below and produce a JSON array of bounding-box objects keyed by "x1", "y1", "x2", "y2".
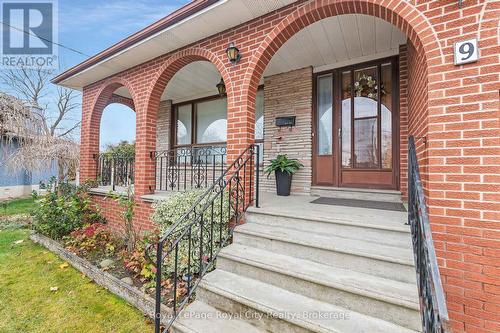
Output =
[{"x1": 275, "y1": 170, "x2": 292, "y2": 196}]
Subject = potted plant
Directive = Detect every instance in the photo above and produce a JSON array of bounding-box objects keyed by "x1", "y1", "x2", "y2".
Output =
[{"x1": 264, "y1": 154, "x2": 303, "y2": 196}]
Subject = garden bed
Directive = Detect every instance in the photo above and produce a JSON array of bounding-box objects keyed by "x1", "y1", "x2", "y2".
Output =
[
  {"x1": 30, "y1": 232, "x2": 171, "y2": 323},
  {"x1": 26, "y1": 181, "x2": 210, "y2": 328}
]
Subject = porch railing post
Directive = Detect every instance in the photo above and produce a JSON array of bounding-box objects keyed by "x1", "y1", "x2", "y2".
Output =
[
  {"x1": 255, "y1": 144, "x2": 260, "y2": 208},
  {"x1": 154, "y1": 241, "x2": 163, "y2": 333},
  {"x1": 111, "y1": 158, "x2": 115, "y2": 191}
]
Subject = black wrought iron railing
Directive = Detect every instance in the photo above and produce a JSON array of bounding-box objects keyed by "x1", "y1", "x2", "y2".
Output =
[
  {"x1": 95, "y1": 154, "x2": 135, "y2": 190},
  {"x1": 153, "y1": 145, "x2": 227, "y2": 192},
  {"x1": 408, "y1": 136, "x2": 450, "y2": 333},
  {"x1": 146, "y1": 144, "x2": 260, "y2": 332}
]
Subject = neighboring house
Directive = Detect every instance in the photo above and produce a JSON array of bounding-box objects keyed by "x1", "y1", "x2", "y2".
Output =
[
  {"x1": 53, "y1": 1, "x2": 499, "y2": 333},
  {"x1": 0, "y1": 93, "x2": 58, "y2": 199},
  {"x1": 0, "y1": 137, "x2": 58, "y2": 199}
]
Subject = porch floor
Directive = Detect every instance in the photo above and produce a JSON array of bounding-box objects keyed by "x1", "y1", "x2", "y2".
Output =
[{"x1": 250, "y1": 191, "x2": 410, "y2": 233}]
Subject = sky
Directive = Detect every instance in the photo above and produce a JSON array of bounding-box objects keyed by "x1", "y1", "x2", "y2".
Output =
[{"x1": 2, "y1": 0, "x2": 188, "y2": 149}]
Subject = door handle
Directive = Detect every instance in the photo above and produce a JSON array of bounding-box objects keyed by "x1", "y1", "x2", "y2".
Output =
[{"x1": 338, "y1": 128, "x2": 342, "y2": 140}]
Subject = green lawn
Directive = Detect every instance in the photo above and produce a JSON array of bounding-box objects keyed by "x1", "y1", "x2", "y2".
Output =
[
  {"x1": 0, "y1": 228, "x2": 153, "y2": 332},
  {"x1": 0, "y1": 197, "x2": 36, "y2": 216}
]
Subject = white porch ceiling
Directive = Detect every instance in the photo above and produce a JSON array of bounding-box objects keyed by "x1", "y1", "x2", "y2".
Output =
[{"x1": 113, "y1": 14, "x2": 407, "y2": 104}]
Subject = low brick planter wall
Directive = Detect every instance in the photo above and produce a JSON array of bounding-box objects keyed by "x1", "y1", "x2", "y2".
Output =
[{"x1": 30, "y1": 233, "x2": 170, "y2": 323}]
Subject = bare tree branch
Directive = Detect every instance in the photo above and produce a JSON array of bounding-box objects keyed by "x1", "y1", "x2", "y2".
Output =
[
  {"x1": 57, "y1": 121, "x2": 81, "y2": 138},
  {"x1": 50, "y1": 87, "x2": 79, "y2": 136}
]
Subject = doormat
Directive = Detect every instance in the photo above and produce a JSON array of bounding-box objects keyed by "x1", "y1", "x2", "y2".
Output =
[{"x1": 310, "y1": 197, "x2": 406, "y2": 212}]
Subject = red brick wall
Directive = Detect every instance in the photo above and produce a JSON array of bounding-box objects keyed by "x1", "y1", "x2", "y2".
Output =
[
  {"x1": 91, "y1": 194, "x2": 154, "y2": 235},
  {"x1": 79, "y1": 1, "x2": 500, "y2": 331},
  {"x1": 399, "y1": 44, "x2": 409, "y2": 199},
  {"x1": 407, "y1": 41, "x2": 430, "y2": 190}
]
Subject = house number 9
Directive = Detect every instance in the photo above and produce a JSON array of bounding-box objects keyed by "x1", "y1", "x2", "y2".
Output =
[{"x1": 454, "y1": 38, "x2": 479, "y2": 65}]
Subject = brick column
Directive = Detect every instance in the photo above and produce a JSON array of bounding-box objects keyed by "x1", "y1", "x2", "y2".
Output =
[
  {"x1": 227, "y1": 83, "x2": 256, "y2": 210},
  {"x1": 134, "y1": 95, "x2": 159, "y2": 197},
  {"x1": 79, "y1": 88, "x2": 99, "y2": 183},
  {"x1": 399, "y1": 45, "x2": 409, "y2": 200},
  {"x1": 226, "y1": 87, "x2": 254, "y2": 160}
]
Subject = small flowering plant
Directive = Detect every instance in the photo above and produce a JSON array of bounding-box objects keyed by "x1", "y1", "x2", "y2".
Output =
[{"x1": 63, "y1": 223, "x2": 119, "y2": 258}]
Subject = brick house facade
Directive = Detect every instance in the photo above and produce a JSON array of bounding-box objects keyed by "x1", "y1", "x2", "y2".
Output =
[{"x1": 54, "y1": 1, "x2": 500, "y2": 331}]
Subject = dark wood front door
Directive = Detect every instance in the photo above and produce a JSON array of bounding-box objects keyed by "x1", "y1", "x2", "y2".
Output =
[{"x1": 313, "y1": 57, "x2": 399, "y2": 190}]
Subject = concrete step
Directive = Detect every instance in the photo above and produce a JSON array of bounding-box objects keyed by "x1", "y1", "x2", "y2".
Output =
[
  {"x1": 217, "y1": 244, "x2": 420, "y2": 331},
  {"x1": 245, "y1": 209, "x2": 412, "y2": 248},
  {"x1": 234, "y1": 223, "x2": 416, "y2": 283},
  {"x1": 172, "y1": 300, "x2": 266, "y2": 333},
  {"x1": 198, "y1": 269, "x2": 419, "y2": 333},
  {"x1": 311, "y1": 186, "x2": 403, "y2": 203}
]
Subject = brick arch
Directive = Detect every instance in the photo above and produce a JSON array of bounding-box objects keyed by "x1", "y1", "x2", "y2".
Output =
[
  {"x1": 135, "y1": 47, "x2": 231, "y2": 195},
  {"x1": 242, "y1": 0, "x2": 443, "y2": 127},
  {"x1": 234, "y1": 0, "x2": 444, "y2": 196},
  {"x1": 79, "y1": 77, "x2": 137, "y2": 182},
  {"x1": 144, "y1": 47, "x2": 231, "y2": 122},
  {"x1": 107, "y1": 94, "x2": 135, "y2": 111},
  {"x1": 87, "y1": 77, "x2": 137, "y2": 135}
]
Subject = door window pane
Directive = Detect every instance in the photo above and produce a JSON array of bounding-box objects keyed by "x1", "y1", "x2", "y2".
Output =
[
  {"x1": 381, "y1": 63, "x2": 392, "y2": 111},
  {"x1": 176, "y1": 104, "x2": 192, "y2": 145},
  {"x1": 255, "y1": 90, "x2": 264, "y2": 140},
  {"x1": 196, "y1": 98, "x2": 227, "y2": 143},
  {"x1": 354, "y1": 66, "x2": 378, "y2": 118},
  {"x1": 354, "y1": 118, "x2": 378, "y2": 168},
  {"x1": 317, "y1": 74, "x2": 333, "y2": 155},
  {"x1": 341, "y1": 71, "x2": 352, "y2": 168},
  {"x1": 381, "y1": 63, "x2": 392, "y2": 169}
]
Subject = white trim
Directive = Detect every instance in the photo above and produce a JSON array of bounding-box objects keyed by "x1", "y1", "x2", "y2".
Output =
[{"x1": 313, "y1": 48, "x2": 401, "y2": 73}]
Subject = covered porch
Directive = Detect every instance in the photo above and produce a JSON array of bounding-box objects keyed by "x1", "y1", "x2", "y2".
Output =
[{"x1": 91, "y1": 13, "x2": 410, "y2": 203}]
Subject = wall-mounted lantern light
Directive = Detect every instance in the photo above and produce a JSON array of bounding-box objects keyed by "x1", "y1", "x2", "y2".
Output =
[
  {"x1": 226, "y1": 43, "x2": 241, "y2": 64},
  {"x1": 216, "y1": 78, "x2": 226, "y2": 96}
]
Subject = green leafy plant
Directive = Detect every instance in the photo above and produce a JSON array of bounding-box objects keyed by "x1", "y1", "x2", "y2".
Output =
[
  {"x1": 151, "y1": 188, "x2": 232, "y2": 277},
  {"x1": 31, "y1": 180, "x2": 105, "y2": 240},
  {"x1": 121, "y1": 232, "x2": 159, "y2": 283},
  {"x1": 264, "y1": 154, "x2": 304, "y2": 176},
  {"x1": 109, "y1": 186, "x2": 136, "y2": 253},
  {"x1": 104, "y1": 140, "x2": 135, "y2": 160}
]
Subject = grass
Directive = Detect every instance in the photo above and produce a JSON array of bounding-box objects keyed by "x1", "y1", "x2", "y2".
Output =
[
  {"x1": 0, "y1": 227, "x2": 153, "y2": 332},
  {"x1": 0, "y1": 197, "x2": 36, "y2": 216}
]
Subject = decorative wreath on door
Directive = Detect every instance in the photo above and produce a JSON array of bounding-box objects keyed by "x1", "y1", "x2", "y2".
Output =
[{"x1": 353, "y1": 74, "x2": 387, "y2": 99}]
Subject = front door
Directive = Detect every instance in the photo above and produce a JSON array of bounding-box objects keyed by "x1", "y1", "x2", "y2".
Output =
[{"x1": 313, "y1": 57, "x2": 399, "y2": 190}]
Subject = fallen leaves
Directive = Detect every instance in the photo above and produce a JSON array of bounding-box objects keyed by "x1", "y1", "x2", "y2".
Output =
[{"x1": 59, "y1": 262, "x2": 69, "y2": 269}]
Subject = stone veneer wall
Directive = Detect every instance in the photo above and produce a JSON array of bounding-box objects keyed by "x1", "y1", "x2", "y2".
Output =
[
  {"x1": 156, "y1": 100, "x2": 172, "y2": 152},
  {"x1": 155, "y1": 100, "x2": 172, "y2": 190},
  {"x1": 261, "y1": 67, "x2": 313, "y2": 194}
]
